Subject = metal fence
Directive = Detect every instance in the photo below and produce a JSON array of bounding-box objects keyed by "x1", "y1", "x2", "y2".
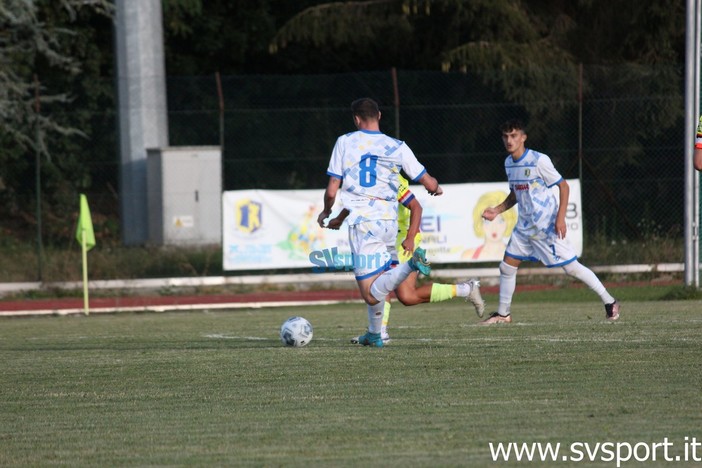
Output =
[
  {"x1": 166, "y1": 67, "x2": 688, "y2": 246},
  {"x1": 13, "y1": 66, "x2": 694, "y2": 260}
]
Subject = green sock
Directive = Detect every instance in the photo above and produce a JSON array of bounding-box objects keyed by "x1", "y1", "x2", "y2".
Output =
[
  {"x1": 430, "y1": 283, "x2": 456, "y2": 303},
  {"x1": 382, "y1": 301, "x2": 391, "y2": 327}
]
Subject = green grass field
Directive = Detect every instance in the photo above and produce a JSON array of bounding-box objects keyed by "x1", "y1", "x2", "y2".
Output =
[{"x1": 1, "y1": 286, "x2": 701, "y2": 467}]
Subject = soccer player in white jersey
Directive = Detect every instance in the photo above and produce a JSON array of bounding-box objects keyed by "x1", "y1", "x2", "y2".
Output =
[
  {"x1": 326, "y1": 177, "x2": 485, "y2": 343},
  {"x1": 317, "y1": 97, "x2": 443, "y2": 347},
  {"x1": 480, "y1": 119, "x2": 620, "y2": 324}
]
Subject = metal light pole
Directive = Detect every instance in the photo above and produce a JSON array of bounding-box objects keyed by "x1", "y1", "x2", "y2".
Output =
[
  {"x1": 114, "y1": 0, "x2": 169, "y2": 245},
  {"x1": 685, "y1": 0, "x2": 701, "y2": 288},
  {"x1": 34, "y1": 75, "x2": 43, "y2": 281}
]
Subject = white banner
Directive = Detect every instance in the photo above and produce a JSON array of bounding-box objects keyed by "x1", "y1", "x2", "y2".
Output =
[{"x1": 222, "y1": 180, "x2": 582, "y2": 271}]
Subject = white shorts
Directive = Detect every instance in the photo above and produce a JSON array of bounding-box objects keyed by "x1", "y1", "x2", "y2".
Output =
[
  {"x1": 348, "y1": 220, "x2": 397, "y2": 280},
  {"x1": 505, "y1": 228, "x2": 577, "y2": 268}
]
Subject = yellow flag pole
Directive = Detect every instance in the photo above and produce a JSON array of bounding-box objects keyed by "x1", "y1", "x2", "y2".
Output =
[
  {"x1": 81, "y1": 229, "x2": 89, "y2": 316},
  {"x1": 76, "y1": 193, "x2": 95, "y2": 316}
]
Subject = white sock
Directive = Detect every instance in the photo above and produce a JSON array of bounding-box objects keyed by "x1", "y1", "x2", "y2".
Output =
[
  {"x1": 455, "y1": 282, "x2": 471, "y2": 297},
  {"x1": 498, "y1": 261, "x2": 518, "y2": 316},
  {"x1": 562, "y1": 261, "x2": 615, "y2": 304},
  {"x1": 368, "y1": 302, "x2": 384, "y2": 333},
  {"x1": 369, "y1": 262, "x2": 413, "y2": 302}
]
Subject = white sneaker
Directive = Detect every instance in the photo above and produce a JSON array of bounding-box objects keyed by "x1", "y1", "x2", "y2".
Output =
[{"x1": 464, "y1": 278, "x2": 486, "y2": 318}]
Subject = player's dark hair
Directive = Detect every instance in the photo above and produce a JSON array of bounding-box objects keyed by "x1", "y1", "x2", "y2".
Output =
[
  {"x1": 501, "y1": 119, "x2": 526, "y2": 134},
  {"x1": 351, "y1": 98, "x2": 380, "y2": 121}
]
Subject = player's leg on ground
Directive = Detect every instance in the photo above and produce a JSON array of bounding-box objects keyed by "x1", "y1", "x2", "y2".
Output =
[
  {"x1": 350, "y1": 220, "x2": 397, "y2": 305},
  {"x1": 353, "y1": 301, "x2": 385, "y2": 347},
  {"x1": 348, "y1": 220, "x2": 397, "y2": 345},
  {"x1": 367, "y1": 301, "x2": 384, "y2": 333},
  {"x1": 355, "y1": 276, "x2": 385, "y2": 326},
  {"x1": 562, "y1": 260, "x2": 619, "y2": 320},
  {"x1": 350, "y1": 297, "x2": 386, "y2": 347},
  {"x1": 480, "y1": 258, "x2": 519, "y2": 324},
  {"x1": 383, "y1": 237, "x2": 400, "y2": 340},
  {"x1": 562, "y1": 260, "x2": 614, "y2": 303},
  {"x1": 497, "y1": 259, "x2": 519, "y2": 315}
]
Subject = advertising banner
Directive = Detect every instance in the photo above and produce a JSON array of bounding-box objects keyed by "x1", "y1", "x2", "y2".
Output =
[{"x1": 222, "y1": 180, "x2": 582, "y2": 271}]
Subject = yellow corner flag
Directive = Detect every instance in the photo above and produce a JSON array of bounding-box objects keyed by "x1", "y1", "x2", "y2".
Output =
[
  {"x1": 76, "y1": 194, "x2": 96, "y2": 251},
  {"x1": 76, "y1": 194, "x2": 95, "y2": 315}
]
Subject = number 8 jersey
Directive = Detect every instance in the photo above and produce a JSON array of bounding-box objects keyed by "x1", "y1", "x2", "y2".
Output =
[{"x1": 326, "y1": 129, "x2": 426, "y2": 225}]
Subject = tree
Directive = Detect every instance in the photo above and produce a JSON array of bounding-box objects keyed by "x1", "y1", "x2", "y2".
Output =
[
  {"x1": 161, "y1": 0, "x2": 317, "y2": 75},
  {"x1": 268, "y1": 1, "x2": 578, "y2": 118},
  {"x1": 0, "y1": 0, "x2": 113, "y2": 239},
  {"x1": 0, "y1": 0, "x2": 112, "y2": 152},
  {"x1": 268, "y1": 0, "x2": 684, "y2": 105}
]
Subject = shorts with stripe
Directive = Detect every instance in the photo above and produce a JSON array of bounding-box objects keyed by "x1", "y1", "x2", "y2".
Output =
[
  {"x1": 505, "y1": 228, "x2": 577, "y2": 268},
  {"x1": 348, "y1": 219, "x2": 397, "y2": 280}
]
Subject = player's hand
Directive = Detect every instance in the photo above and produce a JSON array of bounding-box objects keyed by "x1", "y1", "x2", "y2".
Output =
[
  {"x1": 555, "y1": 218, "x2": 567, "y2": 239},
  {"x1": 326, "y1": 217, "x2": 343, "y2": 230},
  {"x1": 401, "y1": 238, "x2": 415, "y2": 254},
  {"x1": 317, "y1": 211, "x2": 330, "y2": 228},
  {"x1": 428, "y1": 185, "x2": 443, "y2": 196},
  {"x1": 482, "y1": 207, "x2": 498, "y2": 221}
]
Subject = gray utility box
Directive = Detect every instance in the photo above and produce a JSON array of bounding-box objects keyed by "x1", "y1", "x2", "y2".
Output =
[{"x1": 147, "y1": 146, "x2": 222, "y2": 245}]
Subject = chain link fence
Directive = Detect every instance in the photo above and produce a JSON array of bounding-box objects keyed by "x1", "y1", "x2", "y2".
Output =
[
  {"x1": 4, "y1": 66, "x2": 693, "y2": 279},
  {"x1": 168, "y1": 67, "x2": 688, "y2": 255}
]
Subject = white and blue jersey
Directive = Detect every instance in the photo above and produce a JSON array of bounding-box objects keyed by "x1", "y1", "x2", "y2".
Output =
[
  {"x1": 326, "y1": 129, "x2": 426, "y2": 225},
  {"x1": 504, "y1": 148, "x2": 577, "y2": 268},
  {"x1": 505, "y1": 149, "x2": 562, "y2": 238}
]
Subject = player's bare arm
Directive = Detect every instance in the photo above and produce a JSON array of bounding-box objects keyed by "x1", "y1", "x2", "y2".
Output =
[
  {"x1": 401, "y1": 198, "x2": 423, "y2": 254},
  {"x1": 555, "y1": 179, "x2": 569, "y2": 239},
  {"x1": 482, "y1": 190, "x2": 516, "y2": 221},
  {"x1": 317, "y1": 177, "x2": 341, "y2": 227},
  {"x1": 417, "y1": 173, "x2": 443, "y2": 196}
]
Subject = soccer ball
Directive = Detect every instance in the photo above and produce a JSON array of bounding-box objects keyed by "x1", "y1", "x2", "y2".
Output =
[{"x1": 279, "y1": 316, "x2": 313, "y2": 347}]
